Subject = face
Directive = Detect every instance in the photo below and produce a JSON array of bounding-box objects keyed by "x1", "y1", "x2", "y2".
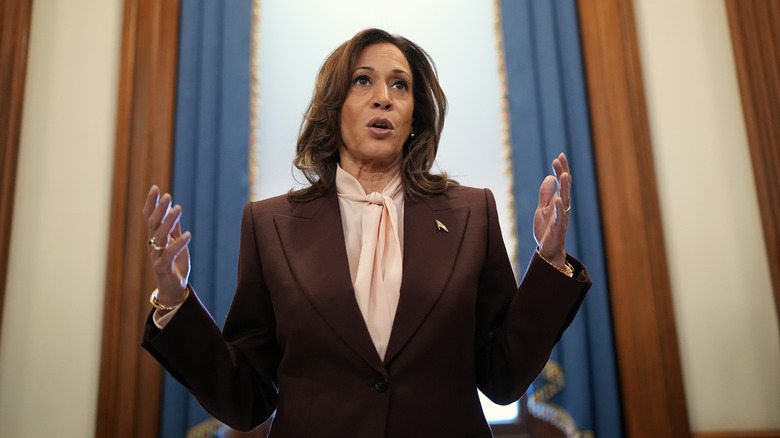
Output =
[{"x1": 339, "y1": 43, "x2": 414, "y2": 172}]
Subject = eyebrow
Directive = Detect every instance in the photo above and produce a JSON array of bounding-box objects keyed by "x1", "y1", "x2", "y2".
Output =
[{"x1": 355, "y1": 66, "x2": 410, "y2": 77}]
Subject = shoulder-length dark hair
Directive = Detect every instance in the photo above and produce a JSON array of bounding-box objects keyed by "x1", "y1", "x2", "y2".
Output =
[{"x1": 289, "y1": 28, "x2": 457, "y2": 201}]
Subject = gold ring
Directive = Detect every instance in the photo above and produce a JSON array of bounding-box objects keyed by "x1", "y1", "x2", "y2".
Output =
[
  {"x1": 148, "y1": 237, "x2": 166, "y2": 251},
  {"x1": 564, "y1": 205, "x2": 571, "y2": 213}
]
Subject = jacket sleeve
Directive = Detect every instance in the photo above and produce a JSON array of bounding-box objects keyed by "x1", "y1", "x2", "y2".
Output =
[
  {"x1": 141, "y1": 202, "x2": 282, "y2": 432},
  {"x1": 473, "y1": 188, "x2": 591, "y2": 405}
]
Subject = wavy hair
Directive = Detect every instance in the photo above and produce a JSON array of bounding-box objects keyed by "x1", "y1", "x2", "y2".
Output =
[{"x1": 289, "y1": 28, "x2": 457, "y2": 201}]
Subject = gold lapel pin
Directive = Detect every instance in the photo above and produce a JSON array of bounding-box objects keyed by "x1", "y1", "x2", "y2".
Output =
[{"x1": 435, "y1": 219, "x2": 449, "y2": 233}]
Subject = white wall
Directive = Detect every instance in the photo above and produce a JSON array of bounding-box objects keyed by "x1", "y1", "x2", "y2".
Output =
[
  {"x1": 634, "y1": 0, "x2": 780, "y2": 431},
  {"x1": 0, "y1": 0, "x2": 122, "y2": 436}
]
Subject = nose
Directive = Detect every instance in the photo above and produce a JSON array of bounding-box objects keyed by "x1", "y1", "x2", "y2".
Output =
[
  {"x1": 373, "y1": 101, "x2": 392, "y2": 110},
  {"x1": 372, "y1": 85, "x2": 392, "y2": 110}
]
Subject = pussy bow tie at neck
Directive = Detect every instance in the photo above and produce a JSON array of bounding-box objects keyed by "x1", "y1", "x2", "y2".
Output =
[{"x1": 336, "y1": 167, "x2": 403, "y2": 361}]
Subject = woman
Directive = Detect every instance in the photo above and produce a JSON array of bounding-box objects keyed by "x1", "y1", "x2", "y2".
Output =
[{"x1": 142, "y1": 28, "x2": 591, "y2": 437}]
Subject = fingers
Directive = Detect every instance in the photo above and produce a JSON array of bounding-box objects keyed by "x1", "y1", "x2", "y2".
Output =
[
  {"x1": 558, "y1": 172, "x2": 571, "y2": 213},
  {"x1": 143, "y1": 186, "x2": 188, "y2": 256},
  {"x1": 147, "y1": 192, "x2": 170, "y2": 234},
  {"x1": 170, "y1": 217, "x2": 183, "y2": 239},
  {"x1": 153, "y1": 230, "x2": 192, "y2": 268},
  {"x1": 552, "y1": 153, "x2": 571, "y2": 187},
  {"x1": 169, "y1": 230, "x2": 192, "y2": 256},
  {"x1": 165, "y1": 221, "x2": 189, "y2": 257},
  {"x1": 142, "y1": 185, "x2": 160, "y2": 219},
  {"x1": 553, "y1": 196, "x2": 566, "y2": 225},
  {"x1": 159, "y1": 204, "x2": 182, "y2": 243},
  {"x1": 146, "y1": 190, "x2": 175, "y2": 239},
  {"x1": 552, "y1": 152, "x2": 572, "y2": 212},
  {"x1": 149, "y1": 205, "x2": 182, "y2": 254},
  {"x1": 538, "y1": 175, "x2": 556, "y2": 208},
  {"x1": 540, "y1": 195, "x2": 568, "y2": 258},
  {"x1": 553, "y1": 152, "x2": 570, "y2": 176}
]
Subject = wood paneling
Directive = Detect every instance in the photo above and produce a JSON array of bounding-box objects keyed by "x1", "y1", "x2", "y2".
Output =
[
  {"x1": 725, "y1": 0, "x2": 780, "y2": 325},
  {"x1": 577, "y1": 0, "x2": 691, "y2": 436},
  {"x1": 0, "y1": 0, "x2": 33, "y2": 339},
  {"x1": 95, "y1": 0, "x2": 180, "y2": 436}
]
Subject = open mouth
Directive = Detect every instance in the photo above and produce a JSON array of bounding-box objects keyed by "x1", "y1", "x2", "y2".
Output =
[{"x1": 367, "y1": 118, "x2": 394, "y2": 131}]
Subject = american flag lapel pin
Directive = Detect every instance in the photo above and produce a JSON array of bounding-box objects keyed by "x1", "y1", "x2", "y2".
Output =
[{"x1": 435, "y1": 219, "x2": 449, "y2": 233}]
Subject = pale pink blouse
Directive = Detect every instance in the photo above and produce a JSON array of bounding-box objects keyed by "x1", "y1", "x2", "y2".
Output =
[{"x1": 335, "y1": 165, "x2": 404, "y2": 360}]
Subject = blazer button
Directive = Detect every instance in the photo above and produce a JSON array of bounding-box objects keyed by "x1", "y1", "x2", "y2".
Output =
[{"x1": 374, "y1": 376, "x2": 389, "y2": 392}]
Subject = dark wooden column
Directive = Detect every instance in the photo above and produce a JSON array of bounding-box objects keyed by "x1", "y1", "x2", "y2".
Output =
[
  {"x1": 725, "y1": 0, "x2": 780, "y2": 326},
  {"x1": 95, "y1": 0, "x2": 180, "y2": 436},
  {"x1": 0, "y1": 0, "x2": 34, "y2": 338}
]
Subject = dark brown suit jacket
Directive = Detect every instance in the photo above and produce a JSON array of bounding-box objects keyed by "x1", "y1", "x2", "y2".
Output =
[{"x1": 142, "y1": 185, "x2": 591, "y2": 438}]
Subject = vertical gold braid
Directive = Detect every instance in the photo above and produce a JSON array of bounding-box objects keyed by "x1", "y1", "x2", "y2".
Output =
[
  {"x1": 185, "y1": 418, "x2": 228, "y2": 438},
  {"x1": 527, "y1": 361, "x2": 593, "y2": 438},
  {"x1": 493, "y1": 0, "x2": 519, "y2": 276},
  {"x1": 248, "y1": 0, "x2": 262, "y2": 202}
]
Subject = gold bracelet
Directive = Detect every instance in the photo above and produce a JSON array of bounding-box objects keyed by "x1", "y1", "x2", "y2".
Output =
[
  {"x1": 150, "y1": 286, "x2": 190, "y2": 311},
  {"x1": 536, "y1": 248, "x2": 574, "y2": 277}
]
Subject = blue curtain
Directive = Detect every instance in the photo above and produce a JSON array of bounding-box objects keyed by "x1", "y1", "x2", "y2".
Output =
[
  {"x1": 499, "y1": 1, "x2": 623, "y2": 436},
  {"x1": 162, "y1": 0, "x2": 254, "y2": 437}
]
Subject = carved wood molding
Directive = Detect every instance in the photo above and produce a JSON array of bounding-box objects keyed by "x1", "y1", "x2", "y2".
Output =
[
  {"x1": 577, "y1": 0, "x2": 691, "y2": 436},
  {"x1": 95, "y1": 0, "x2": 180, "y2": 436},
  {"x1": 724, "y1": 0, "x2": 780, "y2": 325},
  {"x1": 0, "y1": 0, "x2": 33, "y2": 340}
]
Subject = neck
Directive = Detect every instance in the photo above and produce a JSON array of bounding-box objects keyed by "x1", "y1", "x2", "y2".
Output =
[
  {"x1": 346, "y1": 166, "x2": 398, "y2": 194},
  {"x1": 339, "y1": 158, "x2": 401, "y2": 194}
]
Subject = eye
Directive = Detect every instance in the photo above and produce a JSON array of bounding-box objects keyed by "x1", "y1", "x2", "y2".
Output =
[
  {"x1": 353, "y1": 75, "x2": 372, "y2": 87},
  {"x1": 391, "y1": 80, "x2": 409, "y2": 91}
]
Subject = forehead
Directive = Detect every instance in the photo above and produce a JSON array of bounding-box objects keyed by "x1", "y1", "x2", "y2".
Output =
[{"x1": 355, "y1": 43, "x2": 411, "y2": 72}]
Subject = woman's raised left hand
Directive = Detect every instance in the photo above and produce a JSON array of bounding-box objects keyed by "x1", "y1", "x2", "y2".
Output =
[{"x1": 533, "y1": 152, "x2": 571, "y2": 269}]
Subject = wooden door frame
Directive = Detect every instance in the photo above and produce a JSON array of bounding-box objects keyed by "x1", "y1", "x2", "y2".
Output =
[
  {"x1": 94, "y1": 0, "x2": 181, "y2": 436},
  {"x1": 725, "y1": 0, "x2": 780, "y2": 326},
  {"x1": 0, "y1": 0, "x2": 34, "y2": 341}
]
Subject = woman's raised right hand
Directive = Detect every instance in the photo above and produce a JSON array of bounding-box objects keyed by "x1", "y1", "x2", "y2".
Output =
[{"x1": 142, "y1": 185, "x2": 192, "y2": 308}]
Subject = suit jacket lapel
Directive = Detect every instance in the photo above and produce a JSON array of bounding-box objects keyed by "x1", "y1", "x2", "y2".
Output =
[
  {"x1": 273, "y1": 189, "x2": 384, "y2": 371},
  {"x1": 385, "y1": 192, "x2": 470, "y2": 363}
]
